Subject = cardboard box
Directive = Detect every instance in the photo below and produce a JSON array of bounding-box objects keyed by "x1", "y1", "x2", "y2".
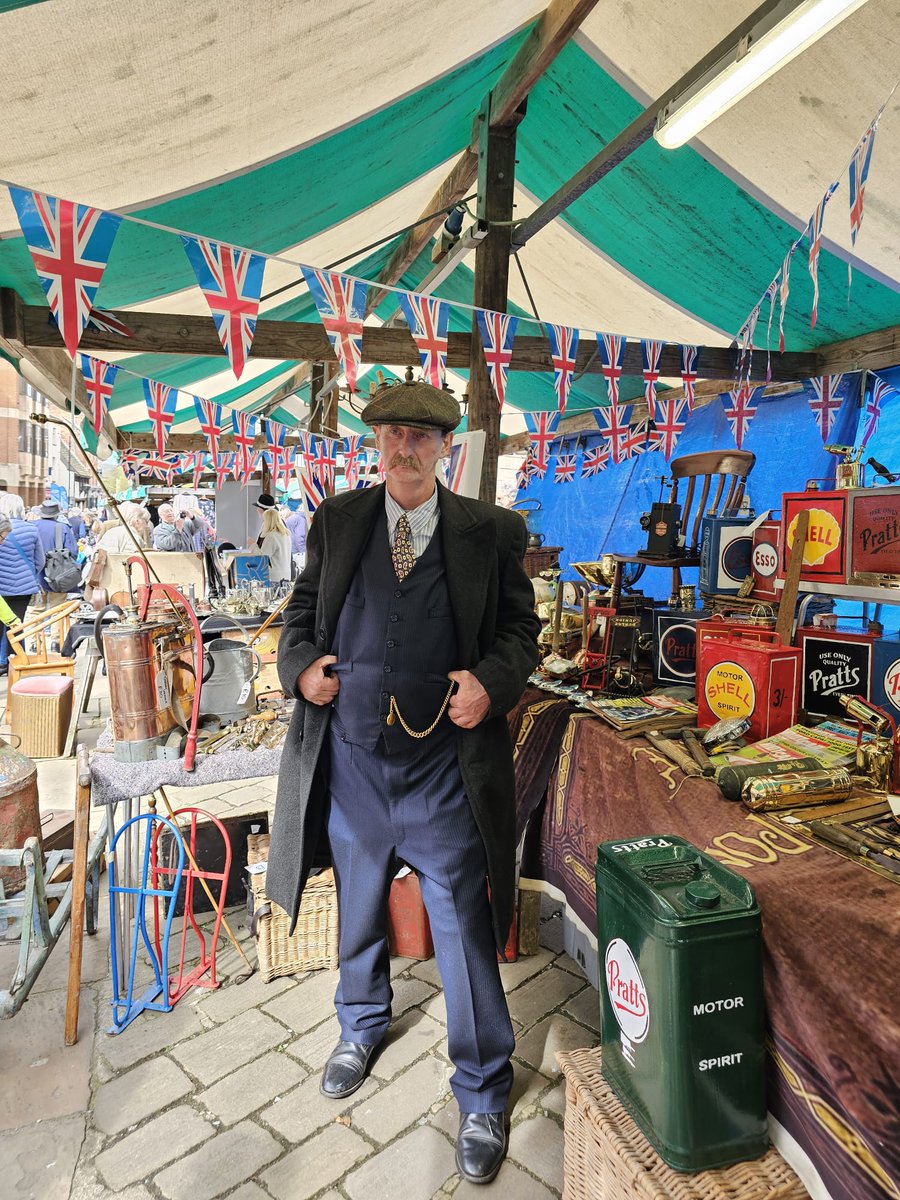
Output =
[
  {"x1": 751, "y1": 519, "x2": 781, "y2": 601},
  {"x1": 847, "y1": 487, "x2": 900, "y2": 579},
  {"x1": 780, "y1": 490, "x2": 848, "y2": 585},
  {"x1": 653, "y1": 609, "x2": 703, "y2": 686},
  {"x1": 697, "y1": 630, "x2": 800, "y2": 740},
  {"x1": 699, "y1": 515, "x2": 755, "y2": 594},
  {"x1": 798, "y1": 627, "x2": 878, "y2": 718}
]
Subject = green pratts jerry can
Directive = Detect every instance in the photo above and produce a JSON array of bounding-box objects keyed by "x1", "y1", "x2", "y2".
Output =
[{"x1": 596, "y1": 835, "x2": 767, "y2": 1172}]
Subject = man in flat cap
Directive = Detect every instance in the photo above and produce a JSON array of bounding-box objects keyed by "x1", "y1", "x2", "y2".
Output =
[{"x1": 267, "y1": 377, "x2": 540, "y2": 1184}]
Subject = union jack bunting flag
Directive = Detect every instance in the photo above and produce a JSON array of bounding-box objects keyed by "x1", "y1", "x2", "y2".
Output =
[
  {"x1": 763, "y1": 279, "x2": 778, "y2": 382},
  {"x1": 546, "y1": 324, "x2": 579, "y2": 416},
  {"x1": 597, "y1": 400, "x2": 630, "y2": 466},
  {"x1": 86, "y1": 307, "x2": 133, "y2": 338},
  {"x1": 8, "y1": 187, "x2": 122, "y2": 358},
  {"x1": 140, "y1": 454, "x2": 180, "y2": 485},
  {"x1": 475, "y1": 310, "x2": 518, "y2": 410},
  {"x1": 188, "y1": 451, "x2": 207, "y2": 491},
  {"x1": 193, "y1": 395, "x2": 225, "y2": 461},
  {"x1": 181, "y1": 236, "x2": 266, "y2": 379},
  {"x1": 651, "y1": 392, "x2": 688, "y2": 460},
  {"x1": 119, "y1": 448, "x2": 139, "y2": 476},
  {"x1": 724, "y1": 384, "x2": 760, "y2": 450},
  {"x1": 580, "y1": 440, "x2": 608, "y2": 477},
  {"x1": 215, "y1": 453, "x2": 235, "y2": 488},
  {"x1": 265, "y1": 419, "x2": 290, "y2": 485},
  {"x1": 296, "y1": 450, "x2": 327, "y2": 517},
  {"x1": 313, "y1": 437, "x2": 337, "y2": 489},
  {"x1": 231, "y1": 410, "x2": 257, "y2": 483},
  {"x1": 623, "y1": 418, "x2": 650, "y2": 460},
  {"x1": 680, "y1": 345, "x2": 699, "y2": 412},
  {"x1": 233, "y1": 452, "x2": 261, "y2": 488},
  {"x1": 446, "y1": 440, "x2": 469, "y2": 494},
  {"x1": 78, "y1": 354, "x2": 119, "y2": 435},
  {"x1": 808, "y1": 374, "x2": 845, "y2": 441},
  {"x1": 861, "y1": 376, "x2": 894, "y2": 447},
  {"x1": 597, "y1": 332, "x2": 626, "y2": 406},
  {"x1": 397, "y1": 293, "x2": 450, "y2": 388},
  {"x1": 806, "y1": 193, "x2": 830, "y2": 329},
  {"x1": 553, "y1": 451, "x2": 577, "y2": 483},
  {"x1": 343, "y1": 435, "x2": 365, "y2": 490},
  {"x1": 524, "y1": 411, "x2": 559, "y2": 472},
  {"x1": 641, "y1": 339, "x2": 664, "y2": 411},
  {"x1": 301, "y1": 267, "x2": 367, "y2": 391},
  {"x1": 778, "y1": 249, "x2": 793, "y2": 354},
  {"x1": 266, "y1": 444, "x2": 296, "y2": 491},
  {"x1": 142, "y1": 378, "x2": 178, "y2": 454},
  {"x1": 849, "y1": 122, "x2": 878, "y2": 245}
]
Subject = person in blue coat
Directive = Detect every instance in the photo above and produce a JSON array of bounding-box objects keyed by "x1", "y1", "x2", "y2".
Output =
[
  {"x1": 0, "y1": 493, "x2": 45, "y2": 673},
  {"x1": 34, "y1": 499, "x2": 78, "y2": 604}
]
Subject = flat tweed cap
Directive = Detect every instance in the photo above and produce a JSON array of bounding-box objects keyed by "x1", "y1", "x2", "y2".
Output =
[{"x1": 361, "y1": 379, "x2": 462, "y2": 431}]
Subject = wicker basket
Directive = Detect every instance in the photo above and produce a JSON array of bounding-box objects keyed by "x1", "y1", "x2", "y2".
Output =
[
  {"x1": 246, "y1": 834, "x2": 339, "y2": 981},
  {"x1": 557, "y1": 1048, "x2": 808, "y2": 1200}
]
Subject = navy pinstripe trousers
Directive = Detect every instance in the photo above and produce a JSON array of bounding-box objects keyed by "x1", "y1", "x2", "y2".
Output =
[{"x1": 327, "y1": 721, "x2": 515, "y2": 1112}]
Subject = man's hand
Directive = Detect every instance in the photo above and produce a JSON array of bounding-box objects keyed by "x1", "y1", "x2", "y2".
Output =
[
  {"x1": 447, "y1": 670, "x2": 490, "y2": 729},
  {"x1": 298, "y1": 654, "x2": 339, "y2": 705}
]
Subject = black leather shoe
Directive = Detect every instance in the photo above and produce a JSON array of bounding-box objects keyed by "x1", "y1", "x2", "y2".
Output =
[
  {"x1": 455, "y1": 1111, "x2": 508, "y2": 1184},
  {"x1": 320, "y1": 1039, "x2": 380, "y2": 1099}
]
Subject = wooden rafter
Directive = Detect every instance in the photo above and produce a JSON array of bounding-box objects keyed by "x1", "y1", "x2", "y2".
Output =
[
  {"x1": 364, "y1": 0, "x2": 603, "y2": 312},
  {"x1": 2, "y1": 294, "x2": 819, "y2": 382}
]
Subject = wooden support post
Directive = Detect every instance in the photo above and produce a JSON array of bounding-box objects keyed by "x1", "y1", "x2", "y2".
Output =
[
  {"x1": 64, "y1": 746, "x2": 91, "y2": 1047},
  {"x1": 776, "y1": 509, "x2": 810, "y2": 646},
  {"x1": 469, "y1": 96, "x2": 521, "y2": 502}
]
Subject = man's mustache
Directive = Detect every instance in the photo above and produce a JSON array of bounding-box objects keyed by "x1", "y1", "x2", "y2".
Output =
[{"x1": 389, "y1": 455, "x2": 421, "y2": 470}]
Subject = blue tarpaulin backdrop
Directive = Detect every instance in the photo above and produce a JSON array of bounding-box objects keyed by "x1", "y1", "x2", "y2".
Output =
[{"x1": 515, "y1": 375, "x2": 900, "y2": 626}]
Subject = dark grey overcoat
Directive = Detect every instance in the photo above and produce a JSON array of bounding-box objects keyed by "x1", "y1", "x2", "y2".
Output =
[{"x1": 265, "y1": 481, "x2": 541, "y2": 950}]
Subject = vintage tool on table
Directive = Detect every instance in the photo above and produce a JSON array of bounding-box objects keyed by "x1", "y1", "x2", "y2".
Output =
[
  {"x1": 824, "y1": 444, "x2": 866, "y2": 489},
  {"x1": 742, "y1": 768, "x2": 853, "y2": 811},
  {"x1": 96, "y1": 559, "x2": 205, "y2": 771},
  {"x1": 199, "y1": 615, "x2": 263, "y2": 726},
  {"x1": 805, "y1": 819, "x2": 900, "y2": 876},
  {"x1": 716, "y1": 757, "x2": 823, "y2": 802},
  {"x1": 837, "y1": 693, "x2": 899, "y2": 792},
  {"x1": 510, "y1": 498, "x2": 546, "y2": 548},
  {"x1": 681, "y1": 729, "x2": 715, "y2": 777},
  {"x1": 639, "y1": 498, "x2": 682, "y2": 559}
]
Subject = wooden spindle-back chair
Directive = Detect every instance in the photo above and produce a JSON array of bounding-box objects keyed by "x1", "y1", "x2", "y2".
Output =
[{"x1": 608, "y1": 450, "x2": 756, "y2": 604}]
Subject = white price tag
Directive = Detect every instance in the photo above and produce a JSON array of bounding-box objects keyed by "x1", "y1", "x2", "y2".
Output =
[
  {"x1": 156, "y1": 672, "x2": 171, "y2": 708},
  {"x1": 238, "y1": 681, "x2": 252, "y2": 705}
]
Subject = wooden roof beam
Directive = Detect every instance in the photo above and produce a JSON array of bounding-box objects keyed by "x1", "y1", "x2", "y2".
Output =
[
  {"x1": 365, "y1": 0, "x2": 603, "y2": 311},
  {"x1": 510, "y1": 0, "x2": 784, "y2": 248},
  {"x1": 5, "y1": 297, "x2": 819, "y2": 382}
]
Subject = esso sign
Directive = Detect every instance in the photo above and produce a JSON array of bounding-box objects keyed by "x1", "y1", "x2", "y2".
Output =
[
  {"x1": 605, "y1": 938, "x2": 650, "y2": 1043},
  {"x1": 752, "y1": 544, "x2": 778, "y2": 578}
]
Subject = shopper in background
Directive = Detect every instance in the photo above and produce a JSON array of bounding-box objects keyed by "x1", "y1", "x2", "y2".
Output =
[
  {"x1": 152, "y1": 503, "x2": 194, "y2": 552},
  {"x1": 96, "y1": 503, "x2": 152, "y2": 553},
  {"x1": 285, "y1": 505, "x2": 307, "y2": 566},
  {"x1": 67, "y1": 508, "x2": 87, "y2": 541},
  {"x1": 255, "y1": 494, "x2": 292, "y2": 583},
  {"x1": 0, "y1": 493, "x2": 45, "y2": 675},
  {"x1": 34, "y1": 499, "x2": 79, "y2": 606}
]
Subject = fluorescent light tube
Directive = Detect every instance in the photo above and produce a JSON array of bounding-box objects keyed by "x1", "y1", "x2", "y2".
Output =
[{"x1": 655, "y1": 0, "x2": 870, "y2": 149}]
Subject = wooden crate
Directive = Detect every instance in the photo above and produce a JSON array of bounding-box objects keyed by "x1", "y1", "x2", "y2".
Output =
[{"x1": 557, "y1": 1047, "x2": 808, "y2": 1200}]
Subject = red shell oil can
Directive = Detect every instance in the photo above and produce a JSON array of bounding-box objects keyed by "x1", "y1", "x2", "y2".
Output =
[
  {"x1": 697, "y1": 628, "x2": 800, "y2": 739},
  {"x1": 597, "y1": 835, "x2": 767, "y2": 1172}
]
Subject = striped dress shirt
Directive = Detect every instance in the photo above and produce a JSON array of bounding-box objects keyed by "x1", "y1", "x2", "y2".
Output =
[{"x1": 384, "y1": 487, "x2": 440, "y2": 561}]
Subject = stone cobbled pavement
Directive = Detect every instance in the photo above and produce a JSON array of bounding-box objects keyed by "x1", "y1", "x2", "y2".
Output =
[{"x1": 1, "y1": 756, "x2": 601, "y2": 1200}]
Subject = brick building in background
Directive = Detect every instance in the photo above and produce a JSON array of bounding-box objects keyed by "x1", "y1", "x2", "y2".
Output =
[{"x1": 0, "y1": 357, "x2": 90, "y2": 508}]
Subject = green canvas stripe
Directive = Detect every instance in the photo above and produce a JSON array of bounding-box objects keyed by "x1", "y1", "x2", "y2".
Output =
[
  {"x1": 0, "y1": 29, "x2": 530, "y2": 308},
  {"x1": 518, "y1": 41, "x2": 900, "y2": 350}
]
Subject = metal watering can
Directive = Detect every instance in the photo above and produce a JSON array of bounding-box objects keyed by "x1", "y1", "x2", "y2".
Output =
[
  {"x1": 199, "y1": 615, "x2": 262, "y2": 725},
  {"x1": 511, "y1": 498, "x2": 545, "y2": 548}
]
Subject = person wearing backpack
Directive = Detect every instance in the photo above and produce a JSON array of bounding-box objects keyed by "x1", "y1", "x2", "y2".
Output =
[
  {"x1": 34, "y1": 499, "x2": 81, "y2": 606},
  {"x1": 0, "y1": 493, "x2": 45, "y2": 674}
]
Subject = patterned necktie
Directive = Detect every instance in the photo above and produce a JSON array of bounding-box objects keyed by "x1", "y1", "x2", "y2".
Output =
[{"x1": 392, "y1": 513, "x2": 415, "y2": 580}]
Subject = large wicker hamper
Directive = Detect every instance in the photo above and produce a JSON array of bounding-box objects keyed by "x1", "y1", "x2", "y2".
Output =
[
  {"x1": 247, "y1": 833, "x2": 338, "y2": 980},
  {"x1": 557, "y1": 1048, "x2": 808, "y2": 1200}
]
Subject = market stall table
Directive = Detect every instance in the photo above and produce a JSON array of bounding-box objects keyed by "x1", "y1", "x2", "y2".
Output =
[{"x1": 510, "y1": 690, "x2": 899, "y2": 1200}]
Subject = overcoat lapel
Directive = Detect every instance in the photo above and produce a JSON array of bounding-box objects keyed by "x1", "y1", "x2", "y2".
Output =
[
  {"x1": 438, "y1": 482, "x2": 495, "y2": 666},
  {"x1": 320, "y1": 484, "x2": 383, "y2": 634}
]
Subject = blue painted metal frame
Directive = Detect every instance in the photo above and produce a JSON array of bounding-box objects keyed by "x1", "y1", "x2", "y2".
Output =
[{"x1": 107, "y1": 812, "x2": 185, "y2": 1035}]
